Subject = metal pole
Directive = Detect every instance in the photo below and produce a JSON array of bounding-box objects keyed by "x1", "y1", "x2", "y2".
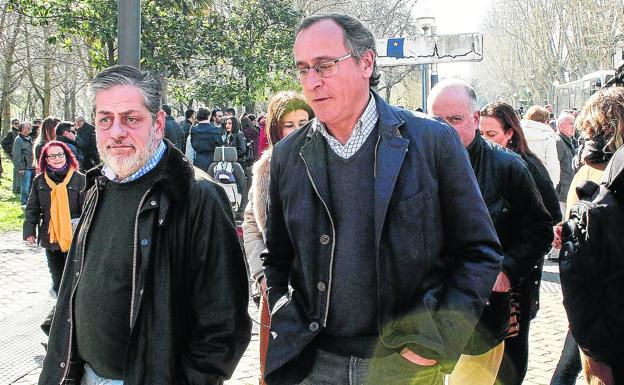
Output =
[
  {"x1": 420, "y1": 64, "x2": 427, "y2": 111},
  {"x1": 118, "y1": 0, "x2": 141, "y2": 68}
]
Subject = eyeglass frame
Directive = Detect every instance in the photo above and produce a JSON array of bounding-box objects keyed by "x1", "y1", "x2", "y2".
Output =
[
  {"x1": 46, "y1": 152, "x2": 66, "y2": 160},
  {"x1": 295, "y1": 54, "x2": 353, "y2": 79}
]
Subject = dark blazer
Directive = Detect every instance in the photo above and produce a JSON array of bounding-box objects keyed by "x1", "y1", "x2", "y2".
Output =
[
  {"x1": 263, "y1": 93, "x2": 503, "y2": 381},
  {"x1": 38, "y1": 143, "x2": 251, "y2": 385},
  {"x1": 191, "y1": 122, "x2": 223, "y2": 171}
]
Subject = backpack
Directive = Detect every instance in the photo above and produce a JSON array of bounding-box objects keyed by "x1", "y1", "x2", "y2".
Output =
[
  {"x1": 213, "y1": 161, "x2": 236, "y2": 184},
  {"x1": 559, "y1": 146, "x2": 624, "y2": 364}
]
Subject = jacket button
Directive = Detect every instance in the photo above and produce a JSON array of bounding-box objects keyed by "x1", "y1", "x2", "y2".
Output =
[
  {"x1": 60, "y1": 362, "x2": 66, "y2": 368},
  {"x1": 486, "y1": 301, "x2": 490, "y2": 306},
  {"x1": 150, "y1": 200, "x2": 157, "y2": 206},
  {"x1": 317, "y1": 282, "x2": 326, "y2": 292},
  {"x1": 534, "y1": 281, "x2": 539, "y2": 285},
  {"x1": 320, "y1": 235, "x2": 331, "y2": 245},
  {"x1": 309, "y1": 321, "x2": 319, "y2": 332},
  {"x1": 502, "y1": 208, "x2": 509, "y2": 214},
  {"x1": 141, "y1": 239, "x2": 149, "y2": 246}
]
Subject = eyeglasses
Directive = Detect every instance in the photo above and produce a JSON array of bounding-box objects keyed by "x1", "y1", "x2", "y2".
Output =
[
  {"x1": 46, "y1": 153, "x2": 66, "y2": 159},
  {"x1": 295, "y1": 54, "x2": 353, "y2": 79}
]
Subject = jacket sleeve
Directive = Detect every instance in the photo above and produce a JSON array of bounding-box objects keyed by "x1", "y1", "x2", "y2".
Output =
[
  {"x1": 179, "y1": 181, "x2": 251, "y2": 384},
  {"x1": 406, "y1": 125, "x2": 504, "y2": 371},
  {"x1": 185, "y1": 135, "x2": 195, "y2": 163},
  {"x1": 501, "y1": 159, "x2": 554, "y2": 284},
  {"x1": 12, "y1": 137, "x2": 25, "y2": 170},
  {"x1": 545, "y1": 137, "x2": 560, "y2": 188},
  {"x1": 23, "y1": 176, "x2": 42, "y2": 240},
  {"x1": 1, "y1": 132, "x2": 13, "y2": 156},
  {"x1": 242, "y1": 189, "x2": 265, "y2": 283}
]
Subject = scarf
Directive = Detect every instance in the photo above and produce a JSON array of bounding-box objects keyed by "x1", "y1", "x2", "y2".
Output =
[{"x1": 45, "y1": 167, "x2": 75, "y2": 252}]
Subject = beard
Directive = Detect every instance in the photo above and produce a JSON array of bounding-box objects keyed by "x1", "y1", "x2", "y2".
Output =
[{"x1": 97, "y1": 127, "x2": 160, "y2": 179}]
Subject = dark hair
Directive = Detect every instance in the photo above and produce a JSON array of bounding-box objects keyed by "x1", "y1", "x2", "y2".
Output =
[
  {"x1": 37, "y1": 140, "x2": 79, "y2": 175},
  {"x1": 162, "y1": 104, "x2": 172, "y2": 116},
  {"x1": 196, "y1": 108, "x2": 210, "y2": 121},
  {"x1": 241, "y1": 116, "x2": 254, "y2": 131},
  {"x1": 225, "y1": 107, "x2": 236, "y2": 116},
  {"x1": 266, "y1": 91, "x2": 314, "y2": 146},
  {"x1": 35, "y1": 116, "x2": 61, "y2": 148},
  {"x1": 481, "y1": 101, "x2": 533, "y2": 156},
  {"x1": 298, "y1": 14, "x2": 380, "y2": 87},
  {"x1": 90, "y1": 65, "x2": 162, "y2": 121},
  {"x1": 225, "y1": 116, "x2": 241, "y2": 133},
  {"x1": 55, "y1": 121, "x2": 75, "y2": 137},
  {"x1": 185, "y1": 109, "x2": 195, "y2": 119},
  {"x1": 211, "y1": 108, "x2": 222, "y2": 124},
  {"x1": 247, "y1": 114, "x2": 256, "y2": 122}
]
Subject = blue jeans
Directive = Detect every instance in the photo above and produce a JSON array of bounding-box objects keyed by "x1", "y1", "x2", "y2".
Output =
[
  {"x1": 81, "y1": 364, "x2": 123, "y2": 385},
  {"x1": 549, "y1": 330, "x2": 581, "y2": 385},
  {"x1": 19, "y1": 168, "x2": 33, "y2": 205},
  {"x1": 290, "y1": 349, "x2": 443, "y2": 385}
]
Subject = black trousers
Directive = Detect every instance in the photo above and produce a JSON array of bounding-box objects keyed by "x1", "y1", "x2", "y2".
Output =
[
  {"x1": 550, "y1": 330, "x2": 581, "y2": 385},
  {"x1": 45, "y1": 248, "x2": 67, "y2": 294}
]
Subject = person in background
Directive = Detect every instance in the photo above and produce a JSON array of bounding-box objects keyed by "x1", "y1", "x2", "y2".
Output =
[
  {"x1": 521, "y1": 105, "x2": 560, "y2": 188},
  {"x1": 211, "y1": 108, "x2": 225, "y2": 139},
  {"x1": 34, "y1": 116, "x2": 61, "y2": 163},
  {"x1": 242, "y1": 91, "x2": 313, "y2": 385},
  {"x1": 162, "y1": 105, "x2": 185, "y2": 152},
  {"x1": 2, "y1": 119, "x2": 21, "y2": 194},
  {"x1": 74, "y1": 115, "x2": 100, "y2": 171},
  {"x1": 13, "y1": 121, "x2": 35, "y2": 206},
  {"x1": 181, "y1": 109, "x2": 195, "y2": 140},
  {"x1": 190, "y1": 107, "x2": 222, "y2": 171},
  {"x1": 478, "y1": 101, "x2": 561, "y2": 385},
  {"x1": 23, "y1": 140, "x2": 85, "y2": 336},
  {"x1": 224, "y1": 107, "x2": 236, "y2": 117},
  {"x1": 55, "y1": 121, "x2": 83, "y2": 166},
  {"x1": 224, "y1": 116, "x2": 247, "y2": 164},
  {"x1": 555, "y1": 112, "x2": 577, "y2": 215},
  {"x1": 31, "y1": 118, "x2": 42, "y2": 141}
]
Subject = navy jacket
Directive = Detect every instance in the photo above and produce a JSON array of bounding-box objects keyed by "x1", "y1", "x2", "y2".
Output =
[
  {"x1": 263, "y1": 93, "x2": 503, "y2": 380},
  {"x1": 191, "y1": 122, "x2": 223, "y2": 172}
]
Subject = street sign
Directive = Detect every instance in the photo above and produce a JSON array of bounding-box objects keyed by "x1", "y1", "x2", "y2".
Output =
[{"x1": 376, "y1": 33, "x2": 483, "y2": 67}]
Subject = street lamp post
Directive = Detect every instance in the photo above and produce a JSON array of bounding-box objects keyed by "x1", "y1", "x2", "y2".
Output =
[
  {"x1": 118, "y1": 0, "x2": 141, "y2": 68},
  {"x1": 416, "y1": 16, "x2": 436, "y2": 112}
]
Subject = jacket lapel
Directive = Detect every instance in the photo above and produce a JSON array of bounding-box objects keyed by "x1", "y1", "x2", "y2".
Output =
[
  {"x1": 300, "y1": 129, "x2": 331, "y2": 208},
  {"x1": 373, "y1": 95, "x2": 409, "y2": 249}
]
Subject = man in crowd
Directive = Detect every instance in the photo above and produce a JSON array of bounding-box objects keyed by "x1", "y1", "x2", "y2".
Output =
[
  {"x1": 428, "y1": 80, "x2": 553, "y2": 385},
  {"x1": 31, "y1": 118, "x2": 42, "y2": 140},
  {"x1": 55, "y1": 121, "x2": 83, "y2": 166},
  {"x1": 225, "y1": 107, "x2": 236, "y2": 117},
  {"x1": 75, "y1": 115, "x2": 100, "y2": 170},
  {"x1": 162, "y1": 104, "x2": 185, "y2": 152},
  {"x1": 181, "y1": 108, "x2": 195, "y2": 140},
  {"x1": 39, "y1": 65, "x2": 251, "y2": 385},
  {"x1": 12, "y1": 121, "x2": 34, "y2": 206},
  {"x1": 262, "y1": 13, "x2": 503, "y2": 385},
  {"x1": 212, "y1": 108, "x2": 225, "y2": 139},
  {"x1": 555, "y1": 111, "x2": 577, "y2": 214},
  {"x1": 2, "y1": 118, "x2": 21, "y2": 193}
]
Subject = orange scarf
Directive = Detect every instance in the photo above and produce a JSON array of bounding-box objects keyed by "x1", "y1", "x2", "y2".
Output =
[{"x1": 45, "y1": 167, "x2": 75, "y2": 252}]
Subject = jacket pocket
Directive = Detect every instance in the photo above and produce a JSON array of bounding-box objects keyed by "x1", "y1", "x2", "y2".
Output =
[{"x1": 464, "y1": 290, "x2": 511, "y2": 355}]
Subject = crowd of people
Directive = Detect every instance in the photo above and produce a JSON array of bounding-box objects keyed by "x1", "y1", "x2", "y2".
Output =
[{"x1": 1, "y1": 12, "x2": 622, "y2": 385}]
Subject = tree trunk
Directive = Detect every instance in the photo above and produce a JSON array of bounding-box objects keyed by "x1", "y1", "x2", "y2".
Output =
[
  {"x1": 42, "y1": 25, "x2": 52, "y2": 118},
  {"x1": 0, "y1": 13, "x2": 23, "y2": 135}
]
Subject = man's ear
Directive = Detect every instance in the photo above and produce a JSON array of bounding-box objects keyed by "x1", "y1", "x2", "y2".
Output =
[
  {"x1": 155, "y1": 110, "x2": 166, "y2": 138},
  {"x1": 360, "y1": 49, "x2": 376, "y2": 79}
]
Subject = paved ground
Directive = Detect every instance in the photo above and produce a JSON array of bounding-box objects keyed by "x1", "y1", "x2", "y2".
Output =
[{"x1": 0, "y1": 230, "x2": 583, "y2": 385}]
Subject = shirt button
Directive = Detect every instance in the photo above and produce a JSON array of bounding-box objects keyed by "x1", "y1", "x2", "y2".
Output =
[
  {"x1": 309, "y1": 321, "x2": 319, "y2": 332},
  {"x1": 141, "y1": 239, "x2": 149, "y2": 246},
  {"x1": 320, "y1": 235, "x2": 331, "y2": 245},
  {"x1": 317, "y1": 282, "x2": 326, "y2": 292}
]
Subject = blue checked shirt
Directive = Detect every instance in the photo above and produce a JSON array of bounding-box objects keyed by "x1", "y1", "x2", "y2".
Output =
[
  {"x1": 102, "y1": 140, "x2": 166, "y2": 183},
  {"x1": 315, "y1": 93, "x2": 378, "y2": 159}
]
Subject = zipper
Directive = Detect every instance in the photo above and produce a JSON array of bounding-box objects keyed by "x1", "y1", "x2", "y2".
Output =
[
  {"x1": 129, "y1": 188, "x2": 153, "y2": 328},
  {"x1": 59, "y1": 185, "x2": 99, "y2": 383},
  {"x1": 299, "y1": 153, "x2": 336, "y2": 326}
]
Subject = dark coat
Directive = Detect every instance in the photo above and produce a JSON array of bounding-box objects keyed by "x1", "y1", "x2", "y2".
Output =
[
  {"x1": 1, "y1": 128, "x2": 18, "y2": 157},
  {"x1": 56, "y1": 135, "x2": 84, "y2": 166},
  {"x1": 23, "y1": 170, "x2": 85, "y2": 250},
  {"x1": 226, "y1": 131, "x2": 247, "y2": 163},
  {"x1": 164, "y1": 115, "x2": 186, "y2": 153},
  {"x1": 76, "y1": 122, "x2": 100, "y2": 171},
  {"x1": 191, "y1": 122, "x2": 223, "y2": 172},
  {"x1": 263, "y1": 93, "x2": 503, "y2": 380},
  {"x1": 556, "y1": 134, "x2": 577, "y2": 202},
  {"x1": 38, "y1": 142, "x2": 251, "y2": 385},
  {"x1": 464, "y1": 134, "x2": 553, "y2": 354}
]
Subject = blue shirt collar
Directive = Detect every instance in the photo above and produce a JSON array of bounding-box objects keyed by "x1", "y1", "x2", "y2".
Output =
[{"x1": 102, "y1": 140, "x2": 167, "y2": 183}]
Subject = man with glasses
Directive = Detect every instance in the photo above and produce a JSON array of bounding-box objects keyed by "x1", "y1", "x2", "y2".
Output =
[
  {"x1": 2, "y1": 119, "x2": 21, "y2": 194},
  {"x1": 55, "y1": 121, "x2": 83, "y2": 166},
  {"x1": 262, "y1": 13, "x2": 503, "y2": 385},
  {"x1": 12, "y1": 121, "x2": 34, "y2": 206}
]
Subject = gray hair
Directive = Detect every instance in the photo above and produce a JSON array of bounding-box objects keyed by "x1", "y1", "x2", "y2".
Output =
[
  {"x1": 428, "y1": 78, "x2": 479, "y2": 112},
  {"x1": 557, "y1": 111, "x2": 575, "y2": 125},
  {"x1": 89, "y1": 65, "x2": 162, "y2": 121},
  {"x1": 298, "y1": 14, "x2": 381, "y2": 88},
  {"x1": 18, "y1": 121, "x2": 31, "y2": 132}
]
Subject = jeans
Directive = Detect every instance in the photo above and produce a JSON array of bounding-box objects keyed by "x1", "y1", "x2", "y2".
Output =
[
  {"x1": 19, "y1": 168, "x2": 33, "y2": 205},
  {"x1": 281, "y1": 348, "x2": 444, "y2": 385},
  {"x1": 81, "y1": 364, "x2": 123, "y2": 385},
  {"x1": 549, "y1": 330, "x2": 581, "y2": 385}
]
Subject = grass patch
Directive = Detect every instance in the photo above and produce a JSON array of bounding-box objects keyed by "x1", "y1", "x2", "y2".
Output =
[{"x1": 0, "y1": 155, "x2": 23, "y2": 233}]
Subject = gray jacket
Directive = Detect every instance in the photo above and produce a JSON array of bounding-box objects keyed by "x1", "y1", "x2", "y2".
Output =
[
  {"x1": 12, "y1": 134, "x2": 34, "y2": 170},
  {"x1": 556, "y1": 134, "x2": 576, "y2": 202}
]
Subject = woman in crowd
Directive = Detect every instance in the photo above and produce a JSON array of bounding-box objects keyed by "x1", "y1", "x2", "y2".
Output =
[
  {"x1": 521, "y1": 105, "x2": 560, "y2": 187},
  {"x1": 479, "y1": 101, "x2": 562, "y2": 385},
  {"x1": 224, "y1": 116, "x2": 248, "y2": 164},
  {"x1": 23, "y1": 140, "x2": 85, "y2": 335},
  {"x1": 242, "y1": 91, "x2": 313, "y2": 385},
  {"x1": 34, "y1": 116, "x2": 61, "y2": 163}
]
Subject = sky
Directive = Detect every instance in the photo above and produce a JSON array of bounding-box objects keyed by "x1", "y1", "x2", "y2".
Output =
[{"x1": 413, "y1": 0, "x2": 492, "y2": 78}]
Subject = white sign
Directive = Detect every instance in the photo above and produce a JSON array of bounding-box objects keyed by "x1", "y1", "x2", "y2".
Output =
[{"x1": 376, "y1": 33, "x2": 484, "y2": 67}]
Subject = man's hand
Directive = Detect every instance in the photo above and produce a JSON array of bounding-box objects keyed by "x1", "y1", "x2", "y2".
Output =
[
  {"x1": 492, "y1": 272, "x2": 511, "y2": 292},
  {"x1": 552, "y1": 224, "x2": 562, "y2": 249},
  {"x1": 25, "y1": 236, "x2": 36, "y2": 245},
  {"x1": 400, "y1": 347, "x2": 437, "y2": 366},
  {"x1": 18, "y1": 169, "x2": 24, "y2": 176}
]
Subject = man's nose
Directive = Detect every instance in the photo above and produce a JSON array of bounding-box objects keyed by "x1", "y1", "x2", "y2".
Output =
[
  {"x1": 301, "y1": 69, "x2": 323, "y2": 90},
  {"x1": 109, "y1": 118, "x2": 127, "y2": 139}
]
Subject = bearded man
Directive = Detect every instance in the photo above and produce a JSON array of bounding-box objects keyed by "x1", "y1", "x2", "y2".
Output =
[{"x1": 38, "y1": 65, "x2": 251, "y2": 385}]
